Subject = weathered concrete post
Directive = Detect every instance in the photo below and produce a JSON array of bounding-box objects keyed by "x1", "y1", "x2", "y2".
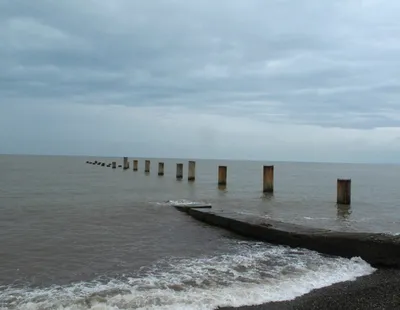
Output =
[
  {"x1": 158, "y1": 162, "x2": 164, "y2": 176},
  {"x1": 218, "y1": 166, "x2": 227, "y2": 186},
  {"x1": 133, "y1": 160, "x2": 138, "y2": 171},
  {"x1": 188, "y1": 161, "x2": 196, "y2": 181},
  {"x1": 145, "y1": 160, "x2": 150, "y2": 173},
  {"x1": 112, "y1": 162, "x2": 116, "y2": 169},
  {"x1": 176, "y1": 163, "x2": 183, "y2": 180},
  {"x1": 123, "y1": 157, "x2": 129, "y2": 170},
  {"x1": 263, "y1": 165, "x2": 274, "y2": 193},
  {"x1": 337, "y1": 179, "x2": 351, "y2": 205}
]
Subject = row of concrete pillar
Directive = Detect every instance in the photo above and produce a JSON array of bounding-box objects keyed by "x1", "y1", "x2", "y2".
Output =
[
  {"x1": 125, "y1": 160, "x2": 196, "y2": 181},
  {"x1": 86, "y1": 160, "x2": 110, "y2": 167},
  {"x1": 86, "y1": 159, "x2": 351, "y2": 205},
  {"x1": 87, "y1": 159, "x2": 195, "y2": 181}
]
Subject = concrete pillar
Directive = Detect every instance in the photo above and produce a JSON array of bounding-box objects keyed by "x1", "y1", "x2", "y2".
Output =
[
  {"x1": 337, "y1": 179, "x2": 351, "y2": 205},
  {"x1": 112, "y1": 162, "x2": 116, "y2": 169},
  {"x1": 176, "y1": 163, "x2": 183, "y2": 179},
  {"x1": 158, "y1": 162, "x2": 164, "y2": 176},
  {"x1": 263, "y1": 165, "x2": 274, "y2": 193},
  {"x1": 218, "y1": 166, "x2": 227, "y2": 186},
  {"x1": 133, "y1": 160, "x2": 138, "y2": 171},
  {"x1": 123, "y1": 157, "x2": 129, "y2": 170},
  {"x1": 188, "y1": 161, "x2": 196, "y2": 181},
  {"x1": 145, "y1": 160, "x2": 150, "y2": 173}
]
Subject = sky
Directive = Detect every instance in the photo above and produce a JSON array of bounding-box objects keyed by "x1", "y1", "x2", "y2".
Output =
[{"x1": 1, "y1": 0, "x2": 400, "y2": 163}]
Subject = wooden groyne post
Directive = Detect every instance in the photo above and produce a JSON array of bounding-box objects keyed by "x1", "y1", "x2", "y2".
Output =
[
  {"x1": 112, "y1": 162, "x2": 116, "y2": 169},
  {"x1": 176, "y1": 163, "x2": 183, "y2": 180},
  {"x1": 263, "y1": 165, "x2": 274, "y2": 193},
  {"x1": 123, "y1": 157, "x2": 129, "y2": 170},
  {"x1": 158, "y1": 162, "x2": 164, "y2": 176},
  {"x1": 337, "y1": 179, "x2": 351, "y2": 205},
  {"x1": 218, "y1": 166, "x2": 227, "y2": 186},
  {"x1": 145, "y1": 160, "x2": 150, "y2": 173},
  {"x1": 133, "y1": 160, "x2": 138, "y2": 171},
  {"x1": 188, "y1": 161, "x2": 196, "y2": 181}
]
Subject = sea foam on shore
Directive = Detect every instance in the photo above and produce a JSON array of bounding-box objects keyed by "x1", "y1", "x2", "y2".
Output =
[{"x1": 0, "y1": 242, "x2": 374, "y2": 310}]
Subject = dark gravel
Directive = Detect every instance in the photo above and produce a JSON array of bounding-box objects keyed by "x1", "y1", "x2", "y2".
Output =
[{"x1": 218, "y1": 269, "x2": 400, "y2": 310}]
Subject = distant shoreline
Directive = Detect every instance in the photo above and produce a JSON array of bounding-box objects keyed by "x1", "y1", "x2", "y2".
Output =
[{"x1": 219, "y1": 268, "x2": 400, "y2": 310}]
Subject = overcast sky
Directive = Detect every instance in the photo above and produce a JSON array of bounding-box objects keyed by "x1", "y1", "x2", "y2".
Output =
[{"x1": 1, "y1": 0, "x2": 400, "y2": 163}]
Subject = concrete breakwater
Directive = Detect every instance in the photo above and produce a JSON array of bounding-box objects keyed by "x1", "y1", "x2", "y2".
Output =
[{"x1": 176, "y1": 206, "x2": 400, "y2": 268}]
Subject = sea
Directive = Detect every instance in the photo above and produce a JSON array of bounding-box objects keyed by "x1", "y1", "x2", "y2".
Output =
[{"x1": 1, "y1": 154, "x2": 399, "y2": 309}]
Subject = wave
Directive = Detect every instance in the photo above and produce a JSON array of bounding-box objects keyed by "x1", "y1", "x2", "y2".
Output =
[
  {"x1": 153, "y1": 199, "x2": 210, "y2": 206},
  {"x1": 0, "y1": 241, "x2": 375, "y2": 310}
]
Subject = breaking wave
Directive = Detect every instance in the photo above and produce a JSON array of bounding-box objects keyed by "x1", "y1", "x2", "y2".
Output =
[{"x1": 0, "y1": 241, "x2": 375, "y2": 310}]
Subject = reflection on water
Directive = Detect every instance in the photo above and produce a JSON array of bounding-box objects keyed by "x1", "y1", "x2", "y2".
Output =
[
  {"x1": 261, "y1": 192, "x2": 274, "y2": 201},
  {"x1": 337, "y1": 204, "x2": 352, "y2": 220},
  {"x1": 217, "y1": 184, "x2": 227, "y2": 192}
]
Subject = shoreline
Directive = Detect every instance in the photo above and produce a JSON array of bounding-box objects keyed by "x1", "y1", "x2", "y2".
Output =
[
  {"x1": 218, "y1": 268, "x2": 400, "y2": 310},
  {"x1": 174, "y1": 207, "x2": 400, "y2": 309}
]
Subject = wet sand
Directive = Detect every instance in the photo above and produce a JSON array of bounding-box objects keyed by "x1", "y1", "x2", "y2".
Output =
[{"x1": 219, "y1": 269, "x2": 400, "y2": 310}]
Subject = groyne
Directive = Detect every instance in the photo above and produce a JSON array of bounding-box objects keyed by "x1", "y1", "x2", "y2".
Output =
[
  {"x1": 176, "y1": 206, "x2": 400, "y2": 268},
  {"x1": 86, "y1": 159, "x2": 352, "y2": 205}
]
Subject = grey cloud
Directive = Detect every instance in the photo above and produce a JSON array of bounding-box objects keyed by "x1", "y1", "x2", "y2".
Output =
[{"x1": 1, "y1": 0, "x2": 400, "y2": 160}]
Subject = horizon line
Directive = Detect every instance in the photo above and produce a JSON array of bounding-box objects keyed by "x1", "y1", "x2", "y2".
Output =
[{"x1": 1, "y1": 152, "x2": 398, "y2": 166}]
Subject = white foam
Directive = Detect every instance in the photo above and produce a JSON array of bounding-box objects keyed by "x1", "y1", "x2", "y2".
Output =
[
  {"x1": 303, "y1": 217, "x2": 332, "y2": 220},
  {"x1": 0, "y1": 242, "x2": 375, "y2": 310},
  {"x1": 154, "y1": 199, "x2": 209, "y2": 206}
]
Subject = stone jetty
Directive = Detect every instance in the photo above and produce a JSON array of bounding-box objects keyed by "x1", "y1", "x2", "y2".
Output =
[{"x1": 175, "y1": 206, "x2": 400, "y2": 269}]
